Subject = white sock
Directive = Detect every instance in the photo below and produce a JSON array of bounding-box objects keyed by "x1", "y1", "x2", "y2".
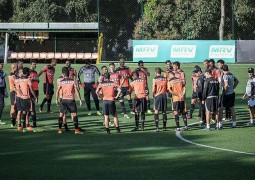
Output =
[
  {"x1": 251, "y1": 119, "x2": 254, "y2": 123},
  {"x1": 206, "y1": 124, "x2": 210, "y2": 129}
]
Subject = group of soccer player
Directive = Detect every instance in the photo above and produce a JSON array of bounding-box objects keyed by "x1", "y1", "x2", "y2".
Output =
[{"x1": 0, "y1": 57, "x2": 254, "y2": 134}]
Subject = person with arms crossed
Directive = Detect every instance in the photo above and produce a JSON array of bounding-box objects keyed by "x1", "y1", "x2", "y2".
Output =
[
  {"x1": 9, "y1": 63, "x2": 18, "y2": 127},
  {"x1": 152, "y1": 67, "x2": 168, "y2": 132},
  {"x1": 78, "y1": 60, "x2": 101, "y2": 116}
]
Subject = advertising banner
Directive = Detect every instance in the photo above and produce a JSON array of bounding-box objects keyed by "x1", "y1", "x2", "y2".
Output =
[
  {"x1": 133, "y1": 40, "x2": 236, "y2": 63},
  {"x1": 237, "y1": 40, "x2": 255, "y2": 63}
]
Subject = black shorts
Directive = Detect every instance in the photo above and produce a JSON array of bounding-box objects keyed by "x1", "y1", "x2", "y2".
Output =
[
  {"x1": 145, "y1": 86, "x2": 149, "y2": 96},
  {"x1": 35, "y1": 90, "x2": 39, "y2": 98},
  {"x1": 44, "y1": 83, "x2": 54, "y2": 95},
  {"x1": 205, "y1": 97, "x2": 218, "y2": 112},
  {"x1": 20, "y1": 99, "x2": 32, "y2": 112},
  {"x1": 60, "y1": 99, "x2": 77, "y2": 113},
  {"x1": 191, "y1": 91, "x2": 198, "y2": 99},
  {"x1": 102, "y1": 100, "x2": 116, "y2": 116},
  {"x1": 173, "y1": 101, "x2": 185, "y2": 113},
  {"x1": 154, "y1": 94, "x2": 167, "y2": 111},
  {"x1": 10, "y1": 91, "x2": 16, "y2": 105},
  {"x1": 16, "y1": 97, "x2": 22, "y2": 111},
  {"x1": 134, "y1": 98, "x2": 147, "y2": 113},
  {"x1": 119, "y1": 87, "x2": 130, "y2": 99},
  {"x1": 223, "y1": 93, "x2": 235, "y2": 108}
]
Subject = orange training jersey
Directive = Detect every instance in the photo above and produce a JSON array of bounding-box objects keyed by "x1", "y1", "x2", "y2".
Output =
[
  {"x1": 110, "y1": 71, "x2": 121, "y2": 87},
  {"x1": 98, "y1": 80, "x2": 116, "y2": 101},
  {"x1": 191, "y1": 74, "x2": 200, "y2": 92},
  {"x1": 57, "y1": 76, "x2": 64, "y2": 98},
  {"x1": 14, "y1": 78, "x2": 21, "y2": 98},
  {"x1": 41, "y1": 65, "x2": 55, "y2": 84},
  {"x1": 9, "y1": 72, "x2": 16, "y2": 92},
  {"x1": 130, "y1": 78, "x2": 146, "y2": 99},
  {"x1": 168, "y1": 77, "x2": 185, "y2": 102},
  {"x1": 133, "y1": 68, "x2": 149, "y2": 86},
  {"x1": 29, "y1": 69, "x2": 39, "y2": 91},
  {"x1": 59, "y1": 78, "x2": 76, "y2": 100},
  {"x1": 173, "y1": 70, "x2": 186, "y2": 85},
  {"x1": 116, "y1": 66, "x2": 131, "y2": 88},
  {"x1": 152, "y1": 75, "x2": 167, "y2": 97},
  {"x1": 19, "y1": 78, "x2": 32, "y2": 99}
]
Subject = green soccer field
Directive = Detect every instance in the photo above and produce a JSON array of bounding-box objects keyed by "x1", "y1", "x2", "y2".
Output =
[{"x1": 0, "y1": 62, "x2": 254, "y2": 180}]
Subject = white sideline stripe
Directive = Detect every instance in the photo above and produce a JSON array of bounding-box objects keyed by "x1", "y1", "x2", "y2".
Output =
[{"x1": 176, "y1": 122, "x2": 255, "y2": 156}]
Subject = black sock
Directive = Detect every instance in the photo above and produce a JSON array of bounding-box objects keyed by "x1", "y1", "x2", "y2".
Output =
[
  {"x1": 141, "y1": 112, "x2": 145, "y2": 127},
  {"x1": 128, "y1": 100, "x2": 133, "y2": 110},
  {"x1": 135, "y1": 113, "x2": 139, "y2": 128},
  {"x1": 58, "y1": 117, "x2": 63, "y2": 129},
  {"x1": 73, "y1": 116, "x2": 79, "y2": 129},
  {"x1": 40, "y1": 98, "x2": 47, "y2": 108},
  {"x1": 11, "y1": 118, "x2": 16, "y2": 126},
  {"x1": 163, "y1": 113, "x2": 167, "y2": 128},
  {"x1": 22, "y1": 114, "x2": 26, "y2": 128},
  {"x1": 106, "y1": 128, "x2": 110, "y2": 133},
  {"x1": 116, "y1": 126, "x2": 120, "y2": 132},
  {"x1": 120, "y1": 101, "x2": 126, "y2": 114},
  {"x1": 190, "y1": 104, "x2": 195, "y2": 116},
  {"x1": 147, "y1": 99, "x2": 151, "y2": 110},
  {"x1": 175, "y1": 115, "x2": 180, "y2": 128},
  {"x1": 182, "y1": 113, "x2": 187, "y2": 126},
  {"x1": 64, "y1": 123, "x2": 68, "y2": 130},
  {"x1": 47, "y1": 98, "x2": 51, "y2": 112},
  {"x1": 154, "y1": 114, "x2": 159, "y2": 128},
  {"x1": 32, "y1": 114, "x2": 36, "y2": 127}
]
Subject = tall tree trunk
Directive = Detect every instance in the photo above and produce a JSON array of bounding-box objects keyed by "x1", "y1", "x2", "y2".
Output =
[{"x1": 219, "y1": 0, "x2": 225, "y2": 40}]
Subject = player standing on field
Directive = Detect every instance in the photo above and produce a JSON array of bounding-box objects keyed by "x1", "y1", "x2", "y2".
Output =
[
  {"x1": 96, "y1": 73, "x2": 121, "y2": 134},
  {"x1": 134, "y1": 60, "x2": 153, "y2": 114},
  {"x1": 0, "y1": 61, "x2": 8, "y2": 125},
  {"x1": 129, "y1": 71, "x2": 147, "y2": 131},
  {"x1": 152, "y1": 67, "x2": 168, "y2": 132},
  {"x1": 38, "y1": 59, "x2": 57, "y2": 113},
  {"x1": 168, "y1": 71, "x2": 187, "y2": 131},
  {"x1": 9, "y1": 63, "x2": 18, "y2": 127},
  {"x1": 78, "y1": 60, "x2": 101, "y2": 116},
  {"x1": 202, "y1": 69, "x2": 219, "y2": 131},
  {"x1": 116, "y1": 58, "x2": 134, "y2": 115},
  {"x1": 56, "y1": 68, "x2": 83, "y2": 134},
  {"x1": 242, "y1": 68, "x2": 255, "y2": 126}
]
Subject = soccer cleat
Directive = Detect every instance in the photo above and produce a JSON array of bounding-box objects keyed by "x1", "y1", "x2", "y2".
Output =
[
  {"x1": 87, "y1": 111, "x2": 92, "y2": 116},
  {"x1": 39, "y1": 106, "x2": 43, "y2": 113},
  {"x1": 75, "y1": 129, "x2": 83, "y2": 134},
  {"x1": 130, "y1": 111, "x2": 135, "y2": 115},
  {"x1": 147, "y1": 110, "x2": 153, "y2": 114},
  {"x1": 124, "y1": 114, "x2": 130, "y2": 119},
  {"x1": 175, "y1": 128, "x2": 181, "y2": 132},
  {"x1": 187, "y1": 115, "x2": 192, "y2": 119},
  {"x1": 58, "y1": 128, "x2": 62, "y2": 134},
  {"x1": 97, "y1": 111, "x2": 102, "y2": 116},
  {"x1": 200, "y1": 122, "x2": 206, "y2": 127},
  {"x1": 232, "y1": 121, "x2": 237, "y2": 128},
  {"x1": 0, "y1": 120, "x2": 6, "y2": 125},
  {"x1": 141, "y1": 126, "x2": 145, "y2": 131},
  {"x1": 202, "y1": 127, "x2": 210, "y2": 131},
  {"x1": 163, "y1": 126, "x2": 167, "y2": 131},
  {"x1": 247, "y1": 121, "x2": 254, "y2": 126},
  {"x1": 17, "y1": 126, "x2": 23, "y2": 131},
  {"x1": 211, "y1": 119, "x2": 215, "y2": 124},
  {"x1": 116, "y1": 127, "x2": 121, "y2": 133},
  {"x1": 33, "y1": 128, "x2": 43, "y2": 133},
  {"x1": 22, "y1": 128, "x2": 27, "y2": 133},
  {"x1": 155, "y1": 128, "x2": 159, "y2": 132},
  {"x1": 183, "y1": 126, "x2": 189, "y2": 131},
  {"x1": 26, "y1": 126, "x2": 34, "y2": 131},
  {"x1": 131, "y1": 127, "x2": 139, "y2": 131}
]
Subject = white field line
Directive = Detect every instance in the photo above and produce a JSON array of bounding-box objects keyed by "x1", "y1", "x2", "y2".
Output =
[{"x1": 176, "y1": 122, "x2": 255, "y2": 156}]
